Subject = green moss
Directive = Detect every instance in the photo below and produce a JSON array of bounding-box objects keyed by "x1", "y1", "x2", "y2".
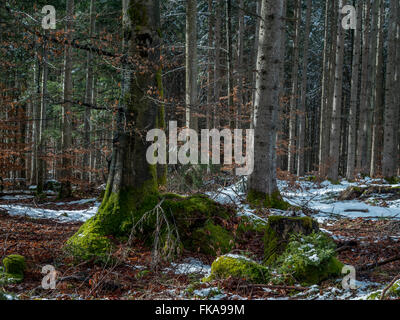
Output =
[
  {"x1": 264, "y1": 216, "x2": 318, "y2": 265},
  {"x1": 66, "y1": 189, "x2": 234, "y2": 261},
  {"x1": 385, "y1": 176, "x2": 400, "y2": 185},
  {"x1": 2, "y1": 255, "x2": 26, "y2": 277},
  {"x1": 276, "y1": 232, "x2": 343, "y2": 285},
  {"x1": 247, "y1": 190, "x2": 290, "y2": 210},
  {"x1": 204, "y1": 255, "x2": 270, "y2": 284},
  {"x1": 191, "y1": 221, "x2": 234, "y2": 256},
  {"x1": 236, "y1": 216, "x2": 267, "y2": 236}
]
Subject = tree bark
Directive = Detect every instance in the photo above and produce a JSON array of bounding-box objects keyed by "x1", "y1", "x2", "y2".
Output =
[
  {"x1": 328, "y1": 0, "x2": 345, "y2": 182},
  {"x1": 186, "y1": 0, "x2": 198, "y2": 131},
  {"x1": 382, "y1": 0, "x2": 399, "y2": 179},
  {"x1": 248, "y1": 0, "x2": 285, "y2": 203},
  {"x1": 346, "y1": 0, "x2": 362, "y2": 180},
  {"x1": 297, "y1": 0, "x2": 312, "y2": 177},
  {"x1": 287, "y1": 0, "x2": 301, "y2": 173},
  {"x1": 59, "y1": 0, "x2": 74, "y2": 198}
]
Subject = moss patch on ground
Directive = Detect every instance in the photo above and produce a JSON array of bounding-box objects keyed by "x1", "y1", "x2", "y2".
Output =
[{"x1": 204, "y1": 255, "x2": 270, "y2": 284}]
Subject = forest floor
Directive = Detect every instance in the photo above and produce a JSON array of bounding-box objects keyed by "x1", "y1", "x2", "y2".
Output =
[{"x1": 0, "y1": 177, "x2": 399, "y2": 300}]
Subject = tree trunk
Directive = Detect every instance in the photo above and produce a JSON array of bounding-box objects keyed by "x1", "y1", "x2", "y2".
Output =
[
  {"x1": 318, "y1": 0, "x2": 332, "y2": 177},
  {"x1": 297, "y1": 0, "x2": 312, "y2": 177},
  {"x1": 59, "y1": 0, "x2": 74, "y2": 198},
  {"x1": 356, "y1": 0, "x2": 371, "y2": 176},
  {"x1": 186, "y1": 0, "x2": 198, "y2": 131},
  {"x1": 247, "y1": 0, "x2": 286, "y2": 208},
  {"x1": 328, "y1": 0, "x2": 345, "y2": 182},
  {"x1": 287, "y1": 0, "x2": 301, "y2": 173},
  {"x1": 213, "y1": 1, "x2": 222, "y2": 128},
  {"x1": 83, "y1": 0, "x2": 96, "y2": 184},
  {"x1": 346, "y1": 0, "x2": 362, "y2": 180},
  {"x1": 370, "y1": 0, "x2": 384, "y2": 177},
  {"x1": 66, "y1": 0, "x2": 163, "y2": 259},
  {"x1": 382, "y1": 0, "x2": 399, "y2": 179}
]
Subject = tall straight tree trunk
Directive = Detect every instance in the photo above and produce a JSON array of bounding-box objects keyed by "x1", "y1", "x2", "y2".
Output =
[
  {"x1": 277, "y1": 0, "x2": 287, "y2": 170},
  {"x1": 328, "y1": 0, "x2": 345, "y2": 182},
  {"x1": 59, "y1": 0, "x2": 74, "y2": 198},
  {"x1": 366, "y1": 0, "x2": 380, "y2": 175},
  {"x1": 236, "y1": 0, "x2": 244, "y2": 129},
  {"x1": 251, "y1": 0, "x2": 262, "y2": 130},
  {"x1": 297, "y1": 0, "x2": 312, "y2": 176},
  {"x1": 37, "y1": 31, "x2": 49, "y2": 195},
  {"x1": 226, "y1": 0, "x2": 234, "y2": 128},
  {"x1": 318, "y1": 0, "x2": 332, "y2": 177},
  {"x1": 31, "y1": 41, "x2": 41, "y2": 185},
  {"x1": 247, "y1": 0, "x2": 285, "y2": 204},
  {"x1": 186, "y1": 0, "x2": 198, "y2": 131},
  {"x1": 346, "y1": 0, "x2": 362, "y2": 180},
  {"x1": 206, "y1": 0, "x2": 213, "y2": 131},
  {"x1": 356, "y1": 0, "x2": 371, "y2": 175},
  {"x1": 83, "y1": 0, "x2": 96, "y2": 183},
  {"x1": 213, "y1": 1, "x2": 222, "y2": 128},
  {"x1": 287, "y1": 0, "x2": 301, "y2": 173},
  {"x1": 382, "y1": 0, "x2": 399, "y2": 179},
  {"x1": 370, "y1": 0, "x2": 384, "y2": 177}
]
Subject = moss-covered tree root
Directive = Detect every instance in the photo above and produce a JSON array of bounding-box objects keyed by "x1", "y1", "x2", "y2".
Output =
[{"x1": 65, "y1": 189, "x2": 236, "y2": 262}]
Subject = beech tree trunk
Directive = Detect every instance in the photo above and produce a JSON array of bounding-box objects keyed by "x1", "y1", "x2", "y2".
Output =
[{"x1": 248, "y1": 0, "x2": 284, "y2": 201}]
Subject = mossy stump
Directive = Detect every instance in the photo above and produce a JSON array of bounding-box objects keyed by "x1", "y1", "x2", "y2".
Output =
[
  {"x1": 264, "y1": 216, "x2": 319, "y2": 265},
  {"x1": 65, "y1": 190, "x2": 236, "y2": 262},
  {"x1": 1, "y1": 254, "x2": 26, "y2": 284}
]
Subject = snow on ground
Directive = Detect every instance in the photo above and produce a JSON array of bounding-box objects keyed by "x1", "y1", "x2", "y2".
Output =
[
  {"x1": 0, "y1": 202, "x2": 100, "y2": 222},
  {"x1": 166, "y1": 258, "x2": 211, "y2": 276},
  {"x1": 208, "y1": 177, "x2": 400, "y2": 221}
]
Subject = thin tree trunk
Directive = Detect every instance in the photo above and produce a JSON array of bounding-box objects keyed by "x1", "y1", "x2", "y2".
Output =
[
  {"x1": 318, "y1": 0, "x2": 332, "y2": 177},
  {"x1": 370, "y1": 0, "x2": 384, "y2": 177},
  {"x1": 287, "y1": 0, "x2": 301, "y2": 173},
  {"x1": 297, "y1": 0, "x2": 312, "y2": 176},
  {"x1": 356, "y1": 0, "x2": 371, "y2": 175},
  {"x1": 346, "y1": 0, "x2": 362, "y2": 180},
  {"x1": 328, "y1": 0, "x2": 346, "y2": 182},
  {"x1": 186, "y1": 0, "x2": 198, "y2": 131},
  {"x1": 83, "y1": 0, "x2": 96, "y2": 183},
  {"x1": 59, "y1": 0, "x2": 74, "y2": 198}
]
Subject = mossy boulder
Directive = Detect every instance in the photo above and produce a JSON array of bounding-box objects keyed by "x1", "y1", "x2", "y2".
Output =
[
  {"x1": 264, "y1": 216, "x2": 319, "y2": 265},
  {"x1": 65, "y1": 188, "x2": 236, "y2": 262},
  {"x1": 276, "y1": 232, "x2": 343, "y2": 285},
  {"x1": 204, "y1": 255, "x2": 270, "y2": 284},
  {"x1": 0, "y1": 254, "x2": 26, "y2": 284},
  {"x1": 247, "y1": 190, "x2": 291, "y2": 210}
]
